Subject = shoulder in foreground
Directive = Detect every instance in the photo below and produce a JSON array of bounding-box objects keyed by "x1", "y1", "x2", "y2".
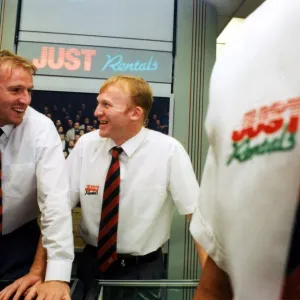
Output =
[{"x1": 23, "y1": 106, "x2": 53, "y2": 125}]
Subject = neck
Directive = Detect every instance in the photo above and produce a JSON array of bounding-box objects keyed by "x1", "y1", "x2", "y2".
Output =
[
  {"x1": 0, "y1": 119, "x2": 7, "y2": 127},
  {"x1": 113, "y1": 125, "x2": 143, "y2": 146}
]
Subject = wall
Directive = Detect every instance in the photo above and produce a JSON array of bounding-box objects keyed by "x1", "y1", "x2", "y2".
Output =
[{"x1": 169, "y1": 0, "x2": 216, "y2": 285}]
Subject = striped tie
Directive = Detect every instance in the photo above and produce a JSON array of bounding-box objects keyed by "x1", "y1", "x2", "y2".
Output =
[
  {"x1": 0, "y1": 128, "x2": 3, "y2": 235},
  {"x1": 97, "y1": 146, "x2": 123, "y2": 272}
]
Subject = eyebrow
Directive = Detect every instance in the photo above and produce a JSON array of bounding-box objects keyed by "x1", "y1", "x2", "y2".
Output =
[
  {"x1": 97, "y1": 97, "x2": 112, "y2": 104},
  {"x1": 8, "y1": 84, "x2": 34, "y2": 89}
]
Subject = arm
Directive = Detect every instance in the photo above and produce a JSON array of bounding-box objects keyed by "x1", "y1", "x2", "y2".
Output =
[
  {"x1": 168, "y1": 141, "x2": 199, "y2": 217},
  {"x1": 36, "y1": 122, "x2": 74, "y2": 282},
  {"x1": 194, "y1": 256, "x2": 233, "y2": 300},
  {"x1": 33, "y1": 122, "x2": 73, "y2": 300},
  {"x1": 169, "y1": 143, "x2": 209, "y2": 266},
  {"x1": 195, "y1": 240, "x2": 208, "y2": 268},
  {"x1": 29, "y1": 237, "x2": 47, "y2": 277},
  {"x1": 187, "y1": 214, "x2": 208, "y2": 267},
  {"x1": 0, "y1": 121, "x2": 74, "y2": 300}
]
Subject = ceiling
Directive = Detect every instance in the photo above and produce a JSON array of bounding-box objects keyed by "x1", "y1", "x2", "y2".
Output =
[{"x1": 205, "y1": 0, "x2": 265, "y2": 34}]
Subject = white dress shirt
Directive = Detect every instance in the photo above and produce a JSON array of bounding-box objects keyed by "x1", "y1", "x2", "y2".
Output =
[
  {"x1": 61, "y1": 139, "x2": 66, "y2": 150},
  {"x1": 65, "y1": 128, "x2": 75, "y2": 142},
  {"x1": 190, "y1": 1, "x2": 300, "y2": 299},
  {"x1": 67, "y1": 127, "x2": 199, "y2": 255},
  {"x1": 0, "y1": 107, "x2": 74, "y2": 282}
]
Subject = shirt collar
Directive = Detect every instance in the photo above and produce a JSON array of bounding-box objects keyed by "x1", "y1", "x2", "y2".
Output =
[
  {"x1": 0, "y1": 124, "x2": 14, "y2": 139},
  {"x1": 107, "y1": 127, "x2": 148, "y2": 157}
]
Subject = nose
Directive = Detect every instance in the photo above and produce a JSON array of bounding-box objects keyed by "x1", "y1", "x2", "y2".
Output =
[
  {"x1": 19, "y1": 90, "x2": 31, "y2": 105},
  {"x1": 94, "y1": 105, "x2": 104, "y2": 118},
  {"x1": 18, "y1": 97, "x2": 31, "y2": 106}
]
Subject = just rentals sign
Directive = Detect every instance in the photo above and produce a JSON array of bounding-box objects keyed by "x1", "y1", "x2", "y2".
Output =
[{"x1": 17, "y1": 42, "x2": 173, "y2": 84}]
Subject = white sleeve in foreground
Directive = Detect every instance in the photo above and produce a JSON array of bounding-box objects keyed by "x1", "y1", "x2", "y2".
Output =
[
  {"x1": 45, "y1": 260, "x2": 73, "y2": 282},
  {"x1": 36, "y1": 122, "x2": 74, "y2": 282},
  {"x1": 189, "y1": 147, "x2": 227, "y2": 271}
]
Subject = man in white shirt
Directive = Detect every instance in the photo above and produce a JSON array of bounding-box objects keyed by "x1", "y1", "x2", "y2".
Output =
[
  {"x1": 190, "y1": 1, "x2": 300, "y2": 299},
  {"x1": 0, "y1": 50, "x2": 74, "y2": 300},
  {"x1": 66, "y1": 75, "x2": 200, "y2": 296},
  {"x1": 65, "y1": 122, "x2": 80, "y2": 142}
]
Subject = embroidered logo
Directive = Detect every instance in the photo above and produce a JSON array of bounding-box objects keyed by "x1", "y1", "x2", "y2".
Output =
[
  {"x1": 85, "y1": 184, "x2": 99, "y2": 195},
  {"x1": 227, "y1": 98, "x2": 300, "y2": 165}
]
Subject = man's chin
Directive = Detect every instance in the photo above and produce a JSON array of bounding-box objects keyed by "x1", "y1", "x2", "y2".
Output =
[
  {"x1": 10, "y1": 118, "x2": 24, "y2": 126},
  {"x1": 99, "y1": 130, "x2": 108, "y2": 138}
]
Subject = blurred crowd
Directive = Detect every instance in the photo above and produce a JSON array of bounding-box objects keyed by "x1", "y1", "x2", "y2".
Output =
[
  {"x1": 41, "y1": 103, "x2": 98, "y2": 158},
  {"x1": 40, "y1": 103, "x2": 169, "y2": 158}
]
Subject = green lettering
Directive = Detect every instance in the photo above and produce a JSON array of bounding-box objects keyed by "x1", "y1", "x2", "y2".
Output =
[{"x1": 227, "y1": 125, "x2": 296, "y2": 165}]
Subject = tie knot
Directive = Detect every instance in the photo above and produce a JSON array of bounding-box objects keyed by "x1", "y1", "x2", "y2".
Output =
[
  {"x1": 112, "y1": 147, "x2": 123, "y2": 158},
  {"x1": 0, "y1": 129, "x2": 3, "y2": 137}
]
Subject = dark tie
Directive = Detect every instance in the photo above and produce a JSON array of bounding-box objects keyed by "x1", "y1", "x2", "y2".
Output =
[
  {"x1": 0, "y1": 128, "x2": 3, "y2": 235},
  {"x1": 97, "y1": 146, "x2": 123, "y2": 272}
]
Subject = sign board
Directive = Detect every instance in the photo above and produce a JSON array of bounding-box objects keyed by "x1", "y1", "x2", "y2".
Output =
[{"x1": 18, "y1": 42, "x2": 173, "y2": 83}]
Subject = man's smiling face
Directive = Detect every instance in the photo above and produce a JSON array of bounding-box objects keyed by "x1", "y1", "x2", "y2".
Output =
[{"x1": 0, "y1": 64, "x2": 33, "y2": 127}]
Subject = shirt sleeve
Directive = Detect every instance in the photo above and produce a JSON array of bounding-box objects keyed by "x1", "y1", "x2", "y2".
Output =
[
  {"x1": 190, "y1": 143, "x2": 300, "y2": 278},
  {"x1": 168, "y1": 140, "x2": 199, "y2": 215},
  {"x1": 66, "y1": 138, "x2": 82, "y2": 209},
  {"x1": 189, "y1": 147, "x2": 226, "y2": 269},
  {"x1": 36, "y1": 121, "x2": 74, "y2": 282}
]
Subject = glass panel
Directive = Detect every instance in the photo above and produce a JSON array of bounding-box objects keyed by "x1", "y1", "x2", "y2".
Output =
[{"x1": 86, "y1": 280, "x2": 198, "y2": 300}]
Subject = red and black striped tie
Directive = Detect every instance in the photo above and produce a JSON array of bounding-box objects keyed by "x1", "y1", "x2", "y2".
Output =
[
  {"x1": 0, "y1": 128, "x2": 3, "y2": 235},
  {"x1": 97, "y1": 146, "x2": 123, "y2": 272}
]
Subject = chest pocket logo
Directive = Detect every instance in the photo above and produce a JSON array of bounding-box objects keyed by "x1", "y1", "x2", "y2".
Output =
[{"x1": 85, "y1": 184, "x2": 99, "y2": 195}]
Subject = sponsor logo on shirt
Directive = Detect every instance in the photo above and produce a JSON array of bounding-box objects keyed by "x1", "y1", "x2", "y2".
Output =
[
  {"x1": 227, "y1": 98, "x2": 300, "y2": 165},
  {"x1": 85, "y1": 184, "x2": 99, "y2": 195}
]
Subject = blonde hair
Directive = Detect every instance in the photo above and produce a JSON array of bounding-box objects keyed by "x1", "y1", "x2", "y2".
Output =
[
  {"x1": 0, "y1": 49, "x2": 37, "y2": 76},
  {"x1": 100, "y1": 75, "x2": 153, "y2": 120}
]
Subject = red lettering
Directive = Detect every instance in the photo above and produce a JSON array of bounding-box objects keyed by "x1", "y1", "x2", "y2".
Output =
[
  {"x1": 232, "y1": 98, "x2": 300, "y2": 142},
  {"x1": 288, "y1": 98, "x2": 300, "y2": 116},
  {"x1": 264, "y1": 119, "x2": 284, "y2": 134},
  {"x1": 247, "y1": 124, "x2": 264, "y2": 139},
  {"x1": 47, "y1": 47, "x2": 65, "y2": 70},
  {"x1": 232, "y1": 129, "x2": 246, "y2": 142},
  {"x1": 232, "y1": 124, "x2": 264, "y2": 142},
  {"x1": 268, "y1": 101, "x2": 286, "y2": 121},
  {"x1": 33, "y1": 46, "x2": 48, "y2": 69},
  {"x1": 258, "y1": 106, "x2": 269, "y2": 122},
  {"x1": 288, "y1": 116, "x2": 299, "y2": 133},
  {"x1": 232, "y1": 110, "x2": 257, "y2": 142},
  {"x1": 64, "y1": 48, "x2": 81, "y2": 71},
  {"x1": 81, "y1": 49, "x2": 96, "y2": 71},
  {"x1": 242, "y1": 109, "x2": 256, "y2": 129},
  {"x1": 33, "y1": 46, "x2": 96, "y2": 72},
  {"x1": 287, "y1": 98, "x2": 300, "y2": 133}
]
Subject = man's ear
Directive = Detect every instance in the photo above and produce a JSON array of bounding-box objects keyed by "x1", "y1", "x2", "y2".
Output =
[{"x1": 130, "y1": 106, "x2": 144, "y2": 121}]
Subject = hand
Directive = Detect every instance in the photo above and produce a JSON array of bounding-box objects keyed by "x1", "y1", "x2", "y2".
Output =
[
  {"x1": 25, "y1": 281, "x2": 70, "y2": 300},
  {"x1": 0, "y1": 272, "x2": 42, "y2": 300}
]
